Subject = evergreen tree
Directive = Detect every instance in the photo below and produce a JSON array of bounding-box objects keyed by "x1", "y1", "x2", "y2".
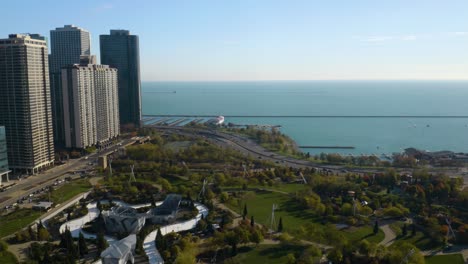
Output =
[
  {"x1": 97, "y1": 232, "x2": 108, "y2": 254},
  {"x1": 278, "y1": 217, "x2": 283, "y2": 232},
  {"x1": 250, "y1": 216, "x2": 255, "y2": 228},
  {"x1": 78, "y1": 232, "x2": 88, "y2": 256},
  {"x1": 28, "y1": 225, "x2": 36, "y2": 241},
  {"x1": 155, "y1": 228, "x2": 167, "y2": 251},
  {"x1": 220, "y1": 215, "x2": 226, "y2": 229},
  {"x1": 373, "y1": 220, "x2": 379, "y2": 235},
  {"x1": 402, "y1": 224, "x2": 408, "y2": 236},
  {"x1": 243, "y1": 204, "x2": 248, "y2": 220},
  {"x1": 411, "y1": 224, "x2": 417, "y2": 237}
]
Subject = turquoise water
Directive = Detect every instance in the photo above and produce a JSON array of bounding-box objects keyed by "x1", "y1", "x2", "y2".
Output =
[{"x1": 141, "y1": 81, "x2": 468, "y2": 155}]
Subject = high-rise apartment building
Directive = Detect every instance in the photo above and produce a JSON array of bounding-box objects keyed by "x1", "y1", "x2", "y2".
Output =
[
  {"x1": 50, "y1": 25, "x2": 91, "y2": 147},
  {"x1": 62, "y1": 56, "x2": 120, "y2": 149},
  {"x1": 0, "y1": 34, "x2": 54, "y2": 174},
  {"x1": 100, "y1": 30, "x2": 141, "y2": 128},
  {"x1": 0, "y1": 126, "x2": 10, "y2": 185}
]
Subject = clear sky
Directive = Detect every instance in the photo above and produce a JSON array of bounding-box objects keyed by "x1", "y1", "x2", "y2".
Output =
[{"x1": 2, "y1": 0, "x2": 468, "y2": 81}]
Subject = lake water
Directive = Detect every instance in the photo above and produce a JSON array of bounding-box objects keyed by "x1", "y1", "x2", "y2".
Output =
[{"x1": 141, "y1": 81, "x2": 468, "y2": 155}]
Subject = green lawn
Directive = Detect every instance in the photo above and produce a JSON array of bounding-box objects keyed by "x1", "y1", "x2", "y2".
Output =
[
  {"x1": 50, "y1": 179, "x2": 91, "y2": 204},
  {"x1": 223, "y1": 183, "x2": 307, "y2": 194},
  {"x1": 390, "y1": 222, "x2": 442, "y2": 250},
  {"x1": 425, "y1": 254, "x2": 464, "y2": 264},
  {"x1": 0, "y1": 209, "x2": 42, "y2": 238},
  {"x1": 226, "y1": 190, "x2": 321, "y2": 233},
  {"x1": 0, "y1": 251, "x2": 18, "y2": 264},
  {"x1": 225, "y1": 190, "x2": 384, "y2": 244},
  {"x1": 341, "y1": 226, "x2": 385, "y2": 244},
  {"x1": 231, "y1": 244, "x2": 306, "y2": 264}
]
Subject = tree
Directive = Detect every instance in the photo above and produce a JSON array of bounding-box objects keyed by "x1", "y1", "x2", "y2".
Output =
[
  {"x1": 225, "y1": 230, "x2": 240, "y2": 255},
  {"x1": 37, "y1": 227, "x2": 50, "y2": 241},
  {"x1": 278, "y1": 217, "x2": 283, "y2": 232},
  {"x1": 328, "y1": 248, "x2": 343, "y2": 263},
  {"x1": 97, "y1": 232, "x2": 108, "y2": 254},
  {"x1": 155, "y1": 228, "x2": 167, "y2": 251},
  {"x1": 250, "y1": 216, "x2": 255, "y2": 228},
  {"x1": 0, "y1": 240, "x2": 8, "y2": 252},
  {"x1": 373, "y1": 220, "x2": 379, "y2": 235},
  {"x1": 402, "y1": 224, "x2": 408, "y2": 236},
  {"x1": 250, "y1": 230, "x2": 263, "y2": 245},
  {"x1": 78, "y1": 232, "x2": 88, "y2": 256},
  {"x1": 286, "y1": 253, "x2": 296, "y2": 264},
  {"x1": 28, "y1": 225, "x2": 36, "y2": 241},
  {"x1": 97, "y1": 200, "x2": 103, "y2": 211},
  {"x1": 411, "y1": 224, "x2": 417, "y2": 237},
  {"x1": 243, "y1": 204, "x2": 248, "y2": 220}
]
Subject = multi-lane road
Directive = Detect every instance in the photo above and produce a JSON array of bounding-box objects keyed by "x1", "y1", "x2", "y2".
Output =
[
  {"x1": 0, "y1": 138, "x2": 138, "y2": 210},
  {"x1": 153, "y1": 126, "x2": 361, "y2": 173}
]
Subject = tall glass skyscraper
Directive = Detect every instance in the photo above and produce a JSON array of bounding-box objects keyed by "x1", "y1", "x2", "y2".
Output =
[
  {"x1": 0, "y1": 34, "x2": 55, "y2": 174},
  {"x1": 49, "y1": 25, "x2": 91, "y2": 147},
  {"x1": 0, "y1": 126, "x2": 10, "y2": 184},
  {"x1": 100, "y1": 30, "x2": 141, "y2": 128}
]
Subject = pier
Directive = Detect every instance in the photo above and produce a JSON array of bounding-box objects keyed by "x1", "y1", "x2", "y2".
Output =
[
  {"x1": 299, "y1": 146, "x2": 355, "y2": 149},
  {"x1": 143, "y1": 114, "x2": 468, "y2": 119}
]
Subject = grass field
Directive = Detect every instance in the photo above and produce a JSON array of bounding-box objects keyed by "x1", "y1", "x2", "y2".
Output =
[
  {"x1": 425, "y1": 254, "x2": 464, "y2": 264},
  {"x1": 50, "y1": 179, "x2": 91, "y2": 204},
  {"x1": 225, "y1": 190, "x2": 384, "y2": 244},
  {"x1": 0, "y1": 209, "x2": 42, "y2": 238},
  {"x1": 231, "y1": 244, "x2": 306, "y2": 264},
  {"x1": 341, "y1": 226, "x2": 385, "y2": 244},
  {"x1": 226, "y1": 190, "x2": 321, "y2": 233},
  {"x1": 0, "y1": 251, "x2": 18, "y2": 264},
  {"x1": 390, "y1": 222, "x2": 442, "y2": 250},
  {"x1": 222, "y1": 183, "x2": 307, "y2": 194}
]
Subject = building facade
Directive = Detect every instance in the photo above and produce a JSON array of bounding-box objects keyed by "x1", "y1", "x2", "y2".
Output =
[
  {"x1": 50, "y1": 25, "x2": 91, "y2": 147},
  {"x1": 62, "y1": 56, "x2": 120, "y2": 149},
  {"x1": 0, "y1": 126, "x2": 10, "y2": 185},
  {"x1": 100, "y1": 30, "x2": 141, "y2": 128},
  {"x1": 0, "y1": 34, "x2": 55, "y2": 174}
]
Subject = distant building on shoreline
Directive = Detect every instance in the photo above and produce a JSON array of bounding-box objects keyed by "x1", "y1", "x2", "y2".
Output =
[
  {"x1": 0, "y1": 34, "x2": 55, "y2": 174},
  {"x1": 62, "y1": 56, "x2": 120, "y2": 149},
  {"x1": 100, "y1": 30, "x2": 142, "y2": 129},
  {"x1": 50, "y1": 25, "x2": 91, "y2": 148}
]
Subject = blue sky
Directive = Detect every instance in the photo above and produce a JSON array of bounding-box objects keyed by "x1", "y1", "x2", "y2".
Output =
[{"x1": 2, "y1": 0, "x2": 468, "y2": 81}]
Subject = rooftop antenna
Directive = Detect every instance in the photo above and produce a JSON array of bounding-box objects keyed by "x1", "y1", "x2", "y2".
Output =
[
  {"x1": 269, "y1": 204, "x2": 278, "y2": 231},
  {"x1": 299, "y1": 172, "x2": 307, "y2": 184},
  {"x1": 198, "y1": 178, "x2": 207, "y2": 200},
  {"x1": 129, "y1": 165, "x2": 136, "y2": 183},
  {"x1": 446, "y1": 217, "x2": 456, "y2": 240},
  {"x1": 242, "y1": 163, "x2": 249, "y2": 178},
  {"x1": 352, "y1": 198, "x2": 357, "y2": 216},
  {"x1": 108, "y1": 158, "x2": 113, "y2": 177}
]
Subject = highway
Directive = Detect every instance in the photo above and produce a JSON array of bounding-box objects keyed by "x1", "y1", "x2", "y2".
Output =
[
  {"x1": 152, "y1": 126, "x2": 365, "y2": 174},
  {"x1": 0, "y1": 138, "x2": 138, "y2": 210}
]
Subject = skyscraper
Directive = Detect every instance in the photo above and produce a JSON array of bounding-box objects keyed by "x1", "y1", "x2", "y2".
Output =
[
  {"x1": 62, "y1": 56, "x2": 120, "y2": 149},
  {"x1": 0, "y1": 34, "x2": 54, "y2": 174},
  {"x1": 50, "y1": 25, "x2": 91, "y2": 147},
  {"x1": 0, "y1": 126, "x2": 10, "y2": 185},
  {"x1": 100, "y1": 30, "x2": 141, "y2": 128}
]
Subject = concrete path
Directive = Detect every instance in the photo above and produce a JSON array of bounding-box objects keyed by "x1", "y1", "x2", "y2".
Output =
[
  {"x1": 143, "y1": 203, "x2": 209, "y2": 264},
  {"x1": 379, "y1": 223, "x2": 397, "y2": 246}
]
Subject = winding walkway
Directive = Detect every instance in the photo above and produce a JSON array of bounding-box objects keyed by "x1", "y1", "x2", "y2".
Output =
[
  {"x1": 58, "y1": 199, "x2": 208, "y2": 263},
  {"x1": 143, "y1": 203, "x2": 209, "y2": 264}
]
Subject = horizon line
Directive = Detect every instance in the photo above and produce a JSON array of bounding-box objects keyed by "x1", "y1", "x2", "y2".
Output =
[{"x1": 141, "y1": 79, "x2": 468, "y2": 82}]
